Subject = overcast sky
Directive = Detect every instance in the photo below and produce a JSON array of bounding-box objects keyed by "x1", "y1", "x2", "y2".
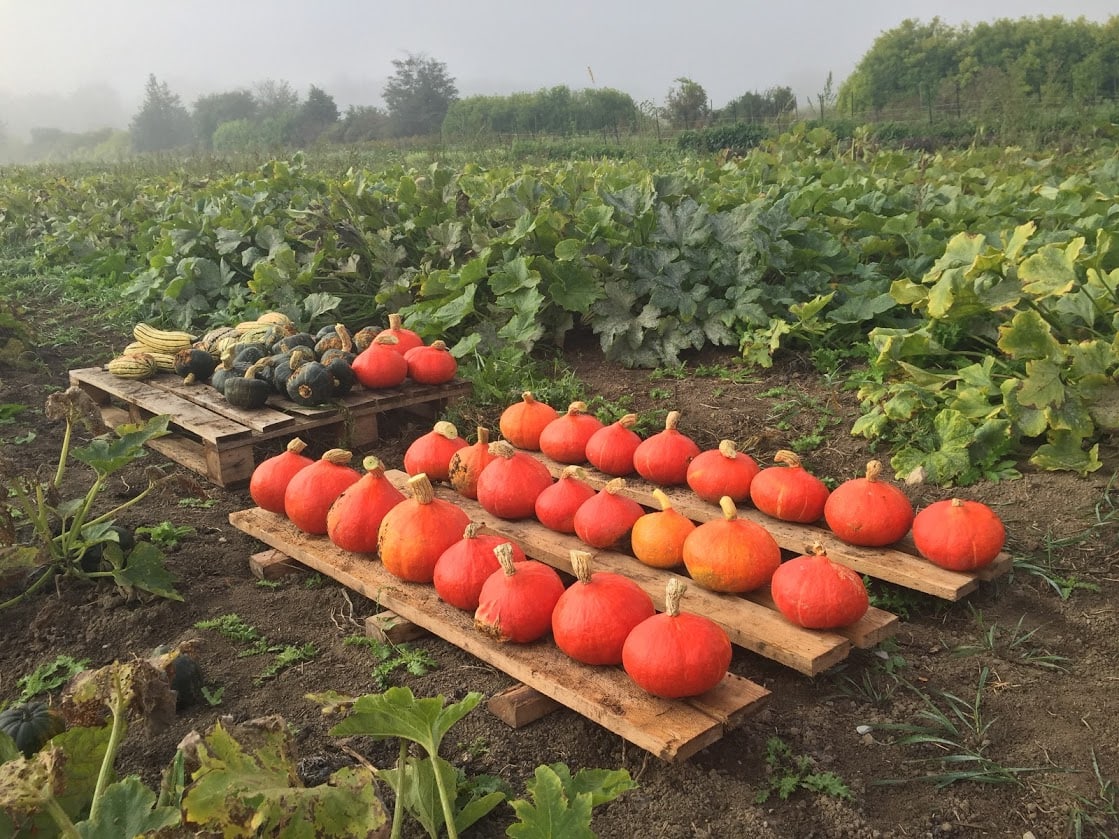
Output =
[{"x1": 1, "y1": 0, "x2": 1116, "y2": 136}]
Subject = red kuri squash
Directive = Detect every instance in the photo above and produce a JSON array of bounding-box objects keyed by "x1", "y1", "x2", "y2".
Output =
[
  {"x1": 375, "y1": 312, "x2": 423, "y2": 356},
  {"x1": 770, "y1": 542, "x2": 869, "y2": 629},
  {"x1": 476, "y1": 441, "x2": 554, "y2": 520},
  {"x1": 433, "y1": 523, "x2": 527, "y2": 611},
  {"x1": 498, "y1": 391, "x2": 557, "y2": 450},
  {"x1": 474, "y1": 543, "x2": 565, "y2": 643},
  {"x1": 749, "y1": 450, "x2": 830, "y2": 523},
  {"x1": 912, "y1": 498, "x2": 1006, "y2": 571},
  {"x1": 249, "y1": 437, "x2": 314, "y2": 515},
  {"x1": 350, "y1": 333, "x2": 408, "y2": 389},
  {"x1": 538, "y1": 401, "x2": 605, "y2": 464},
  {"x1": 377, "y1": 473, "x2": 471, "y2": 583},
  {"x1": 325, "y1": 455, "x2": 405, "y2": 553},
  {"x1": 447, "y1": 426, "x2": 496, "y2": 500},
  {"x1": 284, "y1": 448, "x2": 362, "y2": 535},
  {"x1": 682, "y1": 496, "x2": 781, "y2": 592},
  {"x1": 584, "y1": 413, "x2": 641, "y2": 476},
  {"x1": 534, "y1": 465, "x2": 597, "y2": 534},
  {"x1": 632, "y1": 410, "x2": 700, "y2": 486},
  {"x1": 824, "y1": 460, "x2": 914, "y2": 547},
  {"x1": 630, "y1": 488, "x2": 696, "y2": 569},
  {"x1": 572, "y1": 477, "x2": 645, "y2": 549},
  {"x1": 686, "y1": 439, "x2": 759, "y2": 504},
  {"x1": 406, "y1": 340, "x2": 457, "y2": 385},
  {"x1": 403, "y1": 420, "x2": 468, "y2": 482}
]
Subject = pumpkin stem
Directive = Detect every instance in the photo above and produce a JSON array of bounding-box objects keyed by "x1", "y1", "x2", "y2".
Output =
[
  {"x1": 808, "y1": 541, "x2": 827, "y2": 557},
  {"x1": 406, "y1": 473, "x2": 436, "y2": 504},
  {"x1": 664, "y1": 577, "x2": 687, "y2": 616},
  {"x1": 664, "y1": 410, "x2": 681, "y2": 431},
  {"x1": 488, "y1": 440, "x2": 516, "y2": 459},
  {"x1": 334, "y1": 323, "x2": 353, "y2": 353},
  {"x1": 494, "y1": 542, "x2": 517, "y2": 575},
  {"x1": 430, "y1": 340, "x2": 448, "y2": 350},
  {"x1": 463, "y1": 521, "x2": 483, "y2": 539},
  {"x1": 604, "y1": 477, "x2": 628, "y2": 496},
  {"x1": 774, "y1": 449, "x2": 802, "y2": 468},
  {"x1": 865, "y1": 460, "x2": 883, "y2": 482},
  {"x1": 651, "y1": 487, "x2": 674, "y2": 512},
  {"x1": 361, "y1": 455, "x2": 386, "y2": 474},
  {"x1": 475, "y1": 426, "x2": 490, "y2": 444},
  {"x1": 618, "y1": 413, "x2": 638, "y2": 429},
  {"x1": 717, "y1": 495, "x2": 738, "y2": 521},
  {"x1": 950, "y1": 497, "x2": 965, "y2": 508},
  {"x1": 373, "y1": 332, "x2": 399, "y2": 347},
  {"x1": 570, "y1": 550, "x2": 593, "y2": 583},
  {"x1": 717, "y1": 439, "x2": 739, "y2": 459},
  {"x1": 433, "y1": 420, "x2": 459, "y2": 440},
  {"x1": 322, "y1": 448, "x2": 353, "y2": 465},
  {"x1": 560, "y1": 464, "x2": 587, "y2": 481},
  {"x1": 567, "y1": 401, "x2": 588, "y2": 415},
  {"x1": 520, "y1": 391, "x2": 539, "y2": 405},
  {"x1": 388, "y1": 312, "x2": 405, "y2": 330},
  {"x1": 285, "y1": 437, "x2": 308, "y2": 455}
]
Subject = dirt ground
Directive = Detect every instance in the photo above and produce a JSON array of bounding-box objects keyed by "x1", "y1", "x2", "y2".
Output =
[{"x1": 2, "y1": 298, "x2": 1117, "y2": 838}]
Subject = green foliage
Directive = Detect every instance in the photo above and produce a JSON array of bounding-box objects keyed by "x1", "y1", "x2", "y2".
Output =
[
  {"x1": 194, "y1": 614, "x2": 264, "y2": 646},
  {"x1": 506, "y1": 763, "x2": 636, "y2": 839},
  {"x1": 135, "y1": 521, "x2": 195, "y2": 550},
  {"x1": 194, "y1": 615, "x2": 315, "y2": 683},
  {"x1": 677, "y1": 122, "x2": 770, "y2": 154},
  {"x1": 255, "y1": 643, "x2": 317, "y2": 685},
  {"x1": 130, "y1": 74, "x2": 193, "y2": 153},
  {"x1": 16, "y1": 655, "x2": 90, "y2": 702},
  {"x1": 0, "y1": 391, "x2": 183, "y2": 610},
  {"x1": 754, "y1": 736, "x2": 853, "y2": 803},
  {"x1": 343, "y1": 634, "x2": 438, "y2": 690}
]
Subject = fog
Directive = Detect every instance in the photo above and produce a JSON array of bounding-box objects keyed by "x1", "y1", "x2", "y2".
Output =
[{"x1": 1, "y1": 0, "x2": 1115, "y2": 140}]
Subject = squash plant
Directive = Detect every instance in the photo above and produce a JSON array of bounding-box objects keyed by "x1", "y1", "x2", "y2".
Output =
[{"x1": 0, "y1": 387, "x2": 185, "y2": 610}]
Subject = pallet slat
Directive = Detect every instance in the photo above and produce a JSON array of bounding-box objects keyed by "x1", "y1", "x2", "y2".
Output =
[
  {"x1": 530, "y1": 452, "x2": 1011, "y2": 601},
  {"x1": 228, "y1": 507, "x2": 769, "y2": 762}
]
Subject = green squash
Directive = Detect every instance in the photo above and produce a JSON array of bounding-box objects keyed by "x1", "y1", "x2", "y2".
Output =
[{"x1": 0, "y1": 700, "x2": 66, "y2": 757}]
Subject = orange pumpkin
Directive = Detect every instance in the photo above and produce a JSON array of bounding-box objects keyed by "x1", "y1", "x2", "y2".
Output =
[
  {"x1": 686, "y1": 439, "x2": 759, "y2": 504},
  {"x1": 749, "y1": 450, "x2": 830, "y2": 523},
  {"x1": 447, "y1": 426, "x2": 496, "y2": 500},
  {"x1": 433, "y1": 523, "x2": 527, "y2": 611},
  {"x1": 377, "y1": 473, "x2": 471, "y2": 583},
  {"x1": 534, "y1": 465, "x2": 597, "y2": 534},
  {"x1": 632, "y1": 410, "x2": 701, "y2": 486},
  {"x1": 572, "y1": 478, "x2": 645, "y2": 549},
  {"x1": 403, "y1": 420, "x2": 467, "y2": 482},
  {"x1": 630, "y1": 488, "x2": 696, "y2": 569},
  {"x1": 326, "y1": 455, "x2": 405, "y2": 553},
  {"x1": 498, "y1": 391, "x2": 557, "y2": 450},
  {"x1": 249, "y1": 437, "x2": 314, "y2": 515},
  {"x1": 824, "y1": 460, "x2": 914, "y2": 547},
  {"x1": 584, "y1": 413, "x2": 642, "y2": 476},
  {"x1": 474, "y1": 543, "x2": 565, "y2": 643},
  {"x1": 682, "y1": 496, "x2": 781, "y2": 593},
  {"x1": 770, "y1": 543, "x2": 869, "y2": 629},
  {"x1": 912, "y1": 498, "x2": 1006, "y2": 571},
  {"x1": 284, "y1": 448, "x2": 362, "y2": 535},
  {"x1": 476, "y1": 441, "x2": 555, "y2": 520},
  {"x1": 538, "y1": 401, "x2": 604, "y2": 464}
]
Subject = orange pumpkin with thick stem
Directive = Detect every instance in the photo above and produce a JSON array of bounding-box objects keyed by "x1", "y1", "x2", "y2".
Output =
[
  {"x1": 498, "y1": 391, "x2": 557, "y2": 450},
  {"x1": 447, "y1": 426, "x2": 496, "y2": 500},
  {"x1": 249, "y1": 437, "x2": 313, "y2": 515},
  {"x1": 474, "y1": 543, "x2": 565, "y2": 643},
  {"x1": 573, "y1": 477, "x2": 645, "y2": 549},
  {"x1": 433, "y1": 523, "x2": 527, "y2": 611},
  {"x1": 912, "y1": 498, "x2": 1006, "y2": 571},
  {"x1": 622, "y1": 578, "x2": 731, "y2": 699},
  {"x1": 686, "y1": 439, "x2": 759, "y2": 504},
  {"x1": 283, "y1": 448, "x2": 361, "y2": 535},
  {"x1": 584, "y1": 413, "x2": 641, "y2": 476},
  {"x1": 682, "y1": 496, "x2": 781, "y2": 592},
  {"x1": 770, "y1": 542, "x2": 869, "y2": 629},
  {"x1": 403, "y1": 420, "x2": 467, "y2": 482},
  {"x1": 824, "y1": 460, "x2": 914, "y2": 547},
  {"x1": 476, "y1": 441, "x2": 554, "y2": 520},
  {"x1": 749, "y1": 450, "x2": 830, "y2": 523},
  {"x1": 551, "y1": 550, "x2": 655, "y2": 665},
  {"x1": 630, "y1": 488, "x2": 696, "y2": 569},
  {"x1": 538, "y1": 401, "x2": 605, "y2": 464},
  {"x1": 377, "y1": 473, "x2": 471, "y2": 583},
  {"x1": 351, "y1": 333, "x2": 408, "y2": 389},
  {"x1": 633, "y1": 410, "x2": 701, "y2": 486},
  {"x1": 375, "y1": 312, "x2": 423, "y2": 356},
  {"x1": 534, "y1": 465, "x2": 597, "y2": 534},
  {"x1": 406, "y1": 340, "x2": 457, "y2": 385},
  {"x1": 325, "y1": 456, "x2": 405, "y2": 553}
]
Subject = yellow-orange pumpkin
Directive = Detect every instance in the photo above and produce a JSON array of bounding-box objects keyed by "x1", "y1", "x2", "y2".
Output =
[
  {"x1": 377, "y1": 473, "x2": 471, "y2": 583},
  {"x1": 630, "y1": 488, "x2": 696, "y2": 569},
  {"x1": 682, "y1": 496, "x2": 781, "y2": 593},
  {"x1": 498, "y1": 391, "x2": 557, "y2": 450}
]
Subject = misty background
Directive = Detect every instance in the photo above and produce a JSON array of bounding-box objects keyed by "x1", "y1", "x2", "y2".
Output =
[{"x1": 2, "y1": 0, "x2": 1116, "y2": 144}]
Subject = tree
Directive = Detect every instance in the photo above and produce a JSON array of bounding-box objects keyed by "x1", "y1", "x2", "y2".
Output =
[
  {"x1": 130, "y1": 74, "x2": 193, "y2": 152},
  {"x1": 722, "y1": 86, "x2": 796, "y2": 123},
  {"x1": 293, "y1": 85, "x2": 339, "y2": 145},
  {"x1": 383, "y1": 54, "x2": 458, "y2": 137},
  {"x1": 664, "y1": 77, "x2": 710, "y2": 129},
  {"x1": 192, "y1": 90, "x2": 257, "y2": 150},
  {"x1": 325, "y1": 105, "x2": 389, "y2": 143},
  {"x1": 254, "y1": 79, "x2": 300, "y2": 119}
]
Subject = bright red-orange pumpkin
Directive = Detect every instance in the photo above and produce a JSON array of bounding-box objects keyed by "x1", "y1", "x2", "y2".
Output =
[
  {"x1": 749, "y1": 450, "x2": 830, "y2": 523},
  {"x1": 498, "y1": 391, "x2": 558, "y2": 450},
  {"x1": 375, "y1": 312, "x2": 423, "y2": 356},
  {"x1": 584, "y1": 413, "x2": 641, "y2": 477},
  {"x1": 770, "y1": 542, "x2": 869, "y2": 629},
  {"x1": 474, "y1": 543, "x2": 566, "y2": 643},
  {"x1": 406, "y1": 340, "x2": 457, "y2": 385},
  {"x1": 824, "y1": 460, "x2": 914, "y2": 547},
  {"x1": 622, "y1": 578, "x2": 731, "y2": 699},
  {"x1": 538, "y1": 401, "x2": 605, "y2": 464},
  {"x1": 551, "y1": 550, "x2": 655, "y2": 665},
  {"x1": 630, "y1": 488, "x2": 696, "y2": 569},
  {"x1": 573, "y1": 478, "x2": 645, "y2": 549},
  {"x1": 433, "y1": 523, "x2": 527, "y2": 611},
  {"x1": 325, "y1": 455, "x2": 405, "y2": 553},
  {"x1": 682, "y1": 496, "x2": 781, "y2": 593},
  {"x1": 447, "y1": 426, "x2": 496, "y2": 500},
  {"x1": 284, "y1": 448, "x2": 362, "y2": 535},
  {"x1": 686, "y1": 439, "x2": 759, "y2": 504},
  {"x1": 351, "y1": 333, "x2": 409, "y2": 389},
  {"x1": 476, "y1": 441, "x2": 554, "y2": 520},
  {"x1": 633, "y1": 410, "x2": 701, "y2": 486},
  {"x1": 377, "y1": 473, "x2": 471, "y2": 583},
  {"x1": 403, "y1": 420, "x2": 468, "y2": 482},
  {"x1": 912, "y1": 498, "x2": 1006, "y2": 571},
  {"x1": 249, "y1": 437, "x2": 314, "y2": 515},
  {"x1": 534, "y1": 465, "x2": 597, "y2": 533}
]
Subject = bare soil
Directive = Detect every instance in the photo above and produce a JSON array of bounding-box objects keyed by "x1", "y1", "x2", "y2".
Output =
[{"x1": 2, "y1": 299, "x2": 1117, "y2": 838}]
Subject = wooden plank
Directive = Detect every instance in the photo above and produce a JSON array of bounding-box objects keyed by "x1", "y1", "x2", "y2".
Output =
[
  {"x1": 141, "y1": 374, "x2": 297, "y2": 433},
  {"x1": 384, "y1": 472, "x2": 854, "y2": 676},
  {"x1": 249, "y1": 549, "x2": 307, "y2": 580},
  {"x1": 228, "y1": 507, "x2": 769, "y2": 762},
  {"x1": 365, "y1": 611, "x2": 431, "y2": 644},
  {"x1": 529, "y1": 452, "x2": 1010, "y2": 601},
  {"x1": 70, "y1": 368, "x2": 251, "y2": 444},
  {"x1": 487, "y1": 684, "x2": 564, "y2": 728}
]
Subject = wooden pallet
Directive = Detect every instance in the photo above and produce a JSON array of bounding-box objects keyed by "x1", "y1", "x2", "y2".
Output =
[
  {"x1": 528, "y1": 452, "x2": 1012, "y2": 602},
  {"x1": 229, "y1": 507, "x2": 770, "y2": 763},
  {"x1": 68, "y1": 367, "x2": 471, "y2": 487}
]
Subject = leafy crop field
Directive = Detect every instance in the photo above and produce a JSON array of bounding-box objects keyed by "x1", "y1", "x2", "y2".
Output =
[{"x1": 1, "y1": 132, "x2": 1117, "y2": 837}]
